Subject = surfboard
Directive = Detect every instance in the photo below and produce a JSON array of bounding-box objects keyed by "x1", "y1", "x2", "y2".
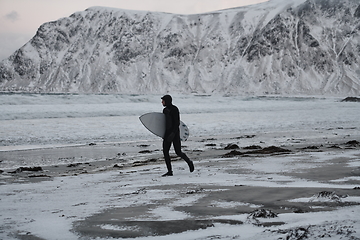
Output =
[{"x1": 139, "y1": 112, "x2": 189, "y2": 141}]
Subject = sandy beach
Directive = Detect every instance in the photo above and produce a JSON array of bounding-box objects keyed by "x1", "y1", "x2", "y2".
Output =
[
  {"x1": 1, "y1": 94, "x2": 360, "y2": 239},
  {"x1": 1, "y1": 129, "x2": 360, "y2": 240}
]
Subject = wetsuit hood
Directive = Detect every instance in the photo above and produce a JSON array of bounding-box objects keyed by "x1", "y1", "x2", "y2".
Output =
[{"x1": 161, "y1": 95, "x2": 172, "y2": 106}]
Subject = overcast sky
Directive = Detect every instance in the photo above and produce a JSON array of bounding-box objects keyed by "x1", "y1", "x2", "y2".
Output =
[{"x1": 0, "y1": 0, "x2": 268, "y2": 61}]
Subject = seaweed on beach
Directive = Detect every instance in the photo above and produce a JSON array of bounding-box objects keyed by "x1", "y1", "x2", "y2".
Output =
[
  {"x1": 67, "y1": 163, "x2": 82, "y2": 167},
  {"x1": 302, "y1": 145, "x2": 321, "y2": 150},
  {"x1": 309, "y1": 191, "x2": 345, "y2": 203},
  {"x1": 224, "y1": 143, "x2": 240, "y2": 150},
  {"x1": 138, "y1": 150, "x2": 153, "y2": 154},
  {"x1": 341, "y1": 97, "x2": 360, "y2": 102},
  {"x1": 345, "y1": 140, "x2": 360, "y2": 147},
  {"x1": 186, "y1": 188, "x2": 205, "y2": 194},
  {"x1": 9, "y1": 166, "x2": 43, "y2": 174},
  {"x1": 205, "y1": 143, "x2": 216, "y2": 147},
  {"x1": 247, "y1": 209, "x2": 280, "y2": 226},
  {"x1": 274, "y1": 226, "x2": 310, "y2": 240},
  {"x1": 272, "y1": 223, "x2": 358, "y2": 240},
  {"x1": 248, "y1": 209, "x2": 278, "y2": 219},
  {"x1": 28, "y1": 174, "x2": 51, "y2": 178},
  {"x1": 243, "y1": 145, "x2": 262, "y2": 150},
  {"x1": 222, "y1": 146, "x2": 291, "y2": 157},
  {"x1": 222, "y1": 150, "x2": 243, "y2": 157}
]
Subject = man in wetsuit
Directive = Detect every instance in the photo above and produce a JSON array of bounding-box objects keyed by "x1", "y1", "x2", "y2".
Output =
[{"x1": 161, "y1": 95, "x2": 194, "y2": 177}]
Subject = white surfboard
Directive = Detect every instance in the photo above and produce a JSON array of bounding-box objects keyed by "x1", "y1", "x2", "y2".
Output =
[{"x1": 139, "y1": 112, "x2": 189, "y2": 141}]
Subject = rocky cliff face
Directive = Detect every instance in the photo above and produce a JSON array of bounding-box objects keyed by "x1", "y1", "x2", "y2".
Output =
[{"x1": 0, "y1": 0, "x2": 359, "y2": 95}]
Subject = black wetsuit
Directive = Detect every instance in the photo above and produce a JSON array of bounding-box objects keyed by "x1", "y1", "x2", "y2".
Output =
[{"x1": 162, "y1": 96, "x2": 193, "y2": 175}]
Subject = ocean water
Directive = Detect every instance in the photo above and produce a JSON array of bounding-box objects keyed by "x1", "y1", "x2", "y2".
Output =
[{"x1": 0, "y1": 93, "x2": 359, "y2": 150}]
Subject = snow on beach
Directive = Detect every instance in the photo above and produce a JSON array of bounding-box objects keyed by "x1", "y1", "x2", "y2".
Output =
[{"x1": 1, "y1": 93, "x2": 360, "y2": 240}]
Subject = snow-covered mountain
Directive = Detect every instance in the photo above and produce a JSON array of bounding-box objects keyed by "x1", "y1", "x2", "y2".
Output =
[{"x1": 0, "y1": 0, "x2": 359, "y2": 95}]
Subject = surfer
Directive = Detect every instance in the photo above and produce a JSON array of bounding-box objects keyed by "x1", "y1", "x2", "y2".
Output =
[{"x1": 161, "y1": 95, "x2": 194, "y2": 177}]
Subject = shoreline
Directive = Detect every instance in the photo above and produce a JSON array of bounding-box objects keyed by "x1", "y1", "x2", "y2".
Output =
[{"x1": 1, "y1": 128, "x2": 359, "y2": 169}]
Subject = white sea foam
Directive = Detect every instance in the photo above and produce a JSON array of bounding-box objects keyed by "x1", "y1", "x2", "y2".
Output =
[{"x1": 1, "y1": 93, "x2": 358, "y2": 149}]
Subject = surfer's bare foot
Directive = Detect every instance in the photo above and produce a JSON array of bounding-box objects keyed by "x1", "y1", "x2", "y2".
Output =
[
  {"x1": 188, "y1": 161, "x2": 194, "y2": 172},
  {"x1": 162, "y1": 171, "x2": 173, "y2": 177}
]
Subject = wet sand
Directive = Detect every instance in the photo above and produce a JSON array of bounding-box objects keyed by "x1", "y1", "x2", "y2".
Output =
[{"x1": 1, "y1": 132, "x2": 360, "y2": 239}]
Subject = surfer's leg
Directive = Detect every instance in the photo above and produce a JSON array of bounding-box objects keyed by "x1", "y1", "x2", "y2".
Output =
[
  {"x1": 173, "y1": 133, "x2": 194, "y2": 173},
  {"x1": 162, "y1": 140, "x2": 173, "y2": 175}
]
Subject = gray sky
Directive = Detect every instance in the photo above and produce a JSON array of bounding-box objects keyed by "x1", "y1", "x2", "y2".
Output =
[{"x1": 0, "y1": 0, "x2": 268, "y2": 60}]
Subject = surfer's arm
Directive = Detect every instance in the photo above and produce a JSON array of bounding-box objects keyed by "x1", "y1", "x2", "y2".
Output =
[
  {"x1": 172, "y1": 107, "x2": 180, "y2": 132},
  {"x1": 163, "y1": 108, "x2": 173, "y2": 139}
]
